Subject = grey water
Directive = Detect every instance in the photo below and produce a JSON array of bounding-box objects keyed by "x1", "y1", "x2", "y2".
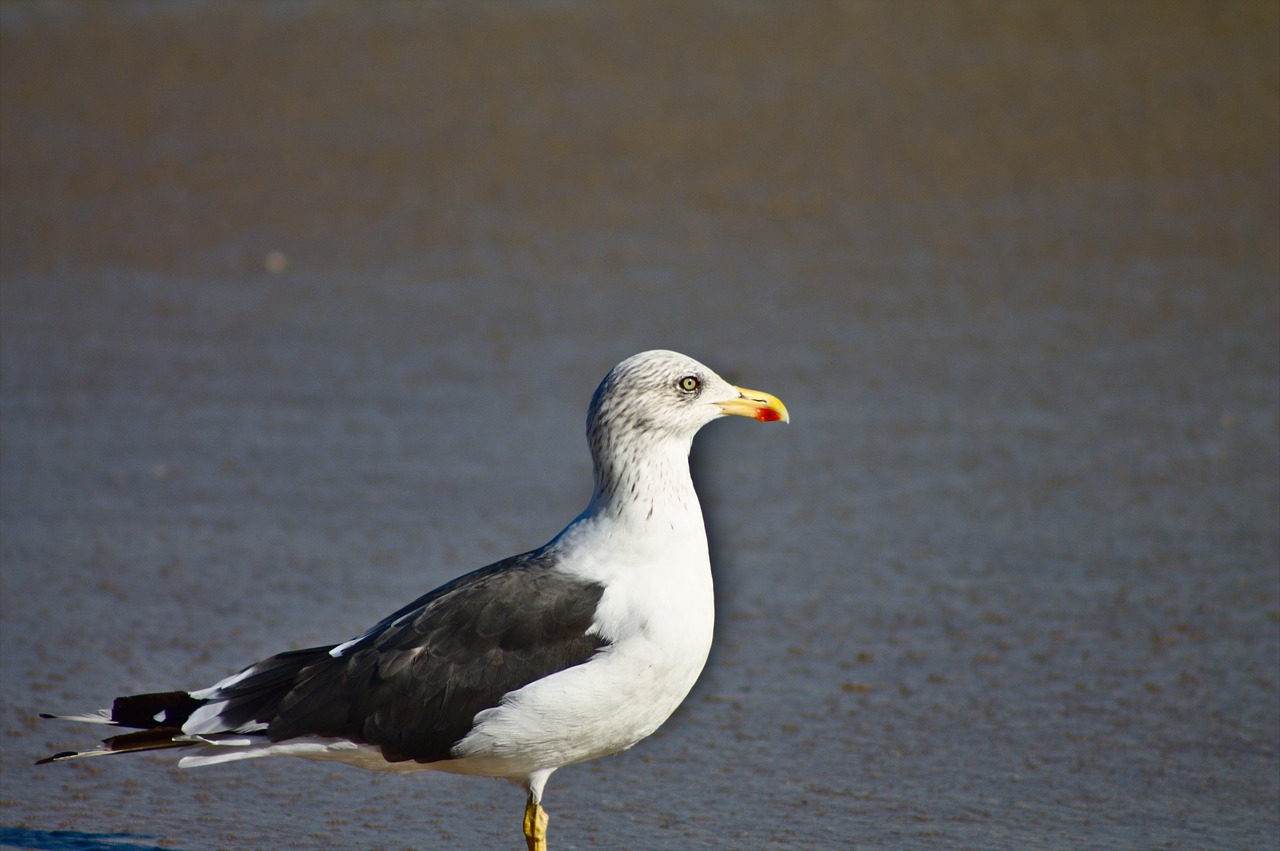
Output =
[{"x1": 2, "y1": 3, "x2": 1276, "y2": 848}]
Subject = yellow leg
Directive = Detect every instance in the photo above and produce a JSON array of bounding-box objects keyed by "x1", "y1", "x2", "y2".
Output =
[{"x1": 523, "y1": 794, "x2": 549, "y2": 851}]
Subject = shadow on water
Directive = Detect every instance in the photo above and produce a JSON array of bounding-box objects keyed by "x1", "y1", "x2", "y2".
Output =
[{"x1": 0, "y1": 829, "x2": 177, "y2": 851}]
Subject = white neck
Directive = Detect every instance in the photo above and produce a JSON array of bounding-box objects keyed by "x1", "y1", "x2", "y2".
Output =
[{"x1": 585, "y1": 434, "x2": 705, "y2": 535}]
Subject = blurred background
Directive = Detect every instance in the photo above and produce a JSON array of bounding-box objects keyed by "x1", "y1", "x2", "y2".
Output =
[{"x1": 2, "y1": 2, "x2": 1276, "y2": 848}]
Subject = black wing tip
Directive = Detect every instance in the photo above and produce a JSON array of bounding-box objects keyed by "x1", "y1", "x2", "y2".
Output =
[
  {"x1": 35, "y1": 751, "x2": 77, "y2": 765},
  {"x1": 38, "y1": 713, "x2": 58, "y2": 720},
  {"x1": 112, "y1": 691, "x2": 203, "y2": 729}
]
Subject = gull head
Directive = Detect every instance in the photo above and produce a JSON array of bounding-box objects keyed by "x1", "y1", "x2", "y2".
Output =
[{"x1": 587, "y1": 350, "x2": 788, "y2": 451}]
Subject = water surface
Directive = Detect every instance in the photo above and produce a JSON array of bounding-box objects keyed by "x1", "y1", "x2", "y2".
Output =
[{"x1": 2, "y1": 3, "x2": 1276, "y2": 848}]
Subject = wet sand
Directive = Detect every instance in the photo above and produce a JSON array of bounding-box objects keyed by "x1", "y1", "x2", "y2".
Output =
[{"x1": 2, "y1": 2, "x2": 1277, "y2": 848}]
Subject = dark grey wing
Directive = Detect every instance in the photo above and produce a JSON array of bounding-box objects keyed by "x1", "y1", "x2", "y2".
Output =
[{"x1": 211, "y1": 548, "x2": 608, "y2": 763}]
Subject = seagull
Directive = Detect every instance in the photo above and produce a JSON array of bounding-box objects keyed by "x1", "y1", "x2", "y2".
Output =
[{"x1": 37, "y1": 349, "x2": 789, "y2": 850}]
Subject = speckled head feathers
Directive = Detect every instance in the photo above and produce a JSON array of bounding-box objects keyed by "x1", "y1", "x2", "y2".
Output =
[{"x1": 586, "y1": 350, "x2": 742, "y2": 448}]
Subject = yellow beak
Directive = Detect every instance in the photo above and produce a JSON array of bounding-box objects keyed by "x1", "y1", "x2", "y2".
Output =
[{"x1": 715, "y1": 386, "x2": 790, "y2": 424}]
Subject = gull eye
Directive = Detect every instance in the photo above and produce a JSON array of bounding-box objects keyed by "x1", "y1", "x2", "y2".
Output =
[{"x1": 677, "y1": 375, "x2": 700, "y2": 393}]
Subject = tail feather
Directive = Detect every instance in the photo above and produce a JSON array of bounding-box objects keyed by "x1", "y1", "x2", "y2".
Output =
[
  {"x1": 110, "y1": 691, "x2": 204, "y2": 729},
  {"x1": 41, "y1": 691, "x2": 204, "y2": 731},
  {"x1": 37, "y1": 690, "x2": 207, "y2": 766},
  {"x1": 38, "y1": 709, "x2": 114, "y2": 725},
  {"x1": 37, "y1": 650, "x2": 335, "y2": 767},
  {"x1": 35, "y1": 727, "x2": 192, "y2": 764}
]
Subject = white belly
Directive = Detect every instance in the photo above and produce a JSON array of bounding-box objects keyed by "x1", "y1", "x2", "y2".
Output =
[{"x1": 448, "y1": 560, "x2": 715, "y2": 780}]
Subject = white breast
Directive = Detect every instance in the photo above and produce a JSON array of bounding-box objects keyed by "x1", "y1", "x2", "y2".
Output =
[{"x1": 447, "y1": 514, "x2": 715, "y2": 780}]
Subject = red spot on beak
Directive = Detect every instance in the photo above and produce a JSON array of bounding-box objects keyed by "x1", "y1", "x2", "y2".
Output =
[{"x1": 754, "y1": 407, "x2": 784, "y2": 422}]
